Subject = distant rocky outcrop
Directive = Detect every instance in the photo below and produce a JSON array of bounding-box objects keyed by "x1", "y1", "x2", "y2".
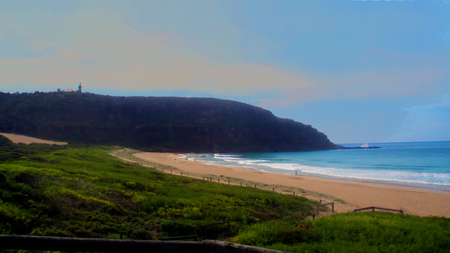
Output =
[{"x1": 0, "y1": 91, "x2": 342, "y2": 152}]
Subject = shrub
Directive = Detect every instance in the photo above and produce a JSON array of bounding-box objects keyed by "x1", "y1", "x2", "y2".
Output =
[
  {"x1": 271, "y1": 226, "x2": 321, "y2": 245},
  {"x1": 161, "y1": 220, "x2": 198, "y2": 237},
  {"x1": 232, "y1": 212, "x2": 450, "y2": 252}
]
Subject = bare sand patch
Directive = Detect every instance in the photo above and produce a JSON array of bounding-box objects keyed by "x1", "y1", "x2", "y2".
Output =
[
  {"x1": 0, "y1": 133, "x2": 67, "y2": 145},
  {"x1": 133, "y1": 152, "x2": 450, "y2": 218}
]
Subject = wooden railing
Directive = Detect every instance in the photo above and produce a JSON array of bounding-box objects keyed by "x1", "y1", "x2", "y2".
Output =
[
  {"x1": 0, "y1": 235, "x2": 287, "y2": 253},
  {"x1": 203, "y1": 221, "x2": 230, "y2": 239},
  {"x1": 159, "y1": 234, "x2": 198, "y2": 241},
  {"x1": 354, "y1": 206, "x2": 403, "y2": 214},
  {"x1": 317, "y1": 199, "x2": 334, "y2": 215}
]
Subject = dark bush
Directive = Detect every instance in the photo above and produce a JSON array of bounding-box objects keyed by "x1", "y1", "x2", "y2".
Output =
[
  {"x1": 161, "y1": 220, "x2": 197, "y2": 237},
  {"x1": 15, "y1": 172, "x2": 42, "y2": 186},
  {"x1": 128, "y1": 228, "x2": 153, "y2": 240},
  {"x1": 271, "y1": 226, "x2": 321, "y2": 245},
  {"x1": 46, "y1": 197, "x2": 63, "y2": 216},
  {"x1": 0, "y1": 173, "x2": 6, "y2": 183}
]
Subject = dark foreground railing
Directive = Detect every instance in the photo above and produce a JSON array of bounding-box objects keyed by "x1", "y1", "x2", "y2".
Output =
[{"x1": 0, "y1": 234, "x2": 288, "y2": 253}]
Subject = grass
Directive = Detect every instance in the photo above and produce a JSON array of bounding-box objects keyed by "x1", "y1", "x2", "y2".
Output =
[
  {"x1": 231, "y1": 212, "x2": 450, "y2": 252},
  {"x1": 0, "y1": 143, "x2": 317, "y2": 240}
]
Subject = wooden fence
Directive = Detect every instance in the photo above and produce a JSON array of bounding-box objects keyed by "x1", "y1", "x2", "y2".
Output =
[
  {"x1": 317, "y1": 199, "x2": 334, "y2": 215},
  {"x1": 354, "y1": 206, "x2": 403, "y2": 214},
  {"x1": 204, "y1": 221, "x2": 230, "y2": 237},
  {"x1": 0, "y1": 235, "x2": 288, "y2": 253}
]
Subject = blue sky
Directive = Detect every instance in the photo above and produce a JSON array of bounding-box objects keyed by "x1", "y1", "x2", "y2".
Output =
[{"x1": 1, "y1": 0, "x2": 449, "y2": 144}]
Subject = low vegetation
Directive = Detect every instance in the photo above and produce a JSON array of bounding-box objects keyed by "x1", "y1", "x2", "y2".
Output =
[
  {"x1": 0, "y1": 140, "x2": 316, "y2": 240},
  {"x1": 232, "y1": 212, "x2": 450, "y2": 252}
]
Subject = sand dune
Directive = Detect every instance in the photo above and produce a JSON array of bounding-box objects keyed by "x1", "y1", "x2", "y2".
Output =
[
  {"x1": 134, "y1": 152, "x2": 450, "y2": 218},
  {"x1": 0, "y1": 133, "x2": 67, "y2": 145}
]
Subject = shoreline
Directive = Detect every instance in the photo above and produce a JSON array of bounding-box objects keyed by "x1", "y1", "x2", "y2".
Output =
[
  {"x1": 187, "y1": 155, "x2": 450, "y2": 194},
  {"x1": 286, "y1": 172, "x2": 450, "y2": 195},
  {"x1": 133, "y1": 152, "x2": 450, "y2": 218}
]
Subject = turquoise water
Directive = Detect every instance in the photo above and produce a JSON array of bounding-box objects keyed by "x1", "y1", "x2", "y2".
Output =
[{"x1": 181, "y1": 141, "x2": 450, "y2": 193}]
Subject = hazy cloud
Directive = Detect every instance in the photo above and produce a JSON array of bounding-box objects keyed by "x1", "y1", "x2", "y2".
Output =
[{"x1": 391, "y1": 94, "x2": 450, "y2": 142}]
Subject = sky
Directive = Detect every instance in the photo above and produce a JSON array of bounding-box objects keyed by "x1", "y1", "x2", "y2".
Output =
[{"x1": 1, "y1": 0, "x2": 449, "y2": 144}]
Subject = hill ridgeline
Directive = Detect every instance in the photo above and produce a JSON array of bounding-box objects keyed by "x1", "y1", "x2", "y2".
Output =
[{"x1": 0, "y1": 91, "x2": 341, "y2": 152}]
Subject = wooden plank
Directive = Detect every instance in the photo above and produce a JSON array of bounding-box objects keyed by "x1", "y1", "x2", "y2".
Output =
[
  {"x1": 317, "y1": 202, "x2": 334, "y2": 214},
  {"x1": 0, "y1": 235, "x2": 207, "y2": 253},
  {"x1": 204, "y1": 240, "x2": 289, "y2": 253},
  {"x1": 160, "y1": 235, "x2": 197, "y2": 241},
  {"x1": 0, "y1": 235, "x2": 294, "y2": 253},
  {"x1": 354, "y1": 206, "x2": 403, "y2": 213}
]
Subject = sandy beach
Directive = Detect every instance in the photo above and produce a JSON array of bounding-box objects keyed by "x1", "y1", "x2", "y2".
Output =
[
  {"x1": 134, "y1": 152, "x2": 450, "y2": 218},
  {"x1": 0, "y1": 133, "x2": 67, "y2": 145}
]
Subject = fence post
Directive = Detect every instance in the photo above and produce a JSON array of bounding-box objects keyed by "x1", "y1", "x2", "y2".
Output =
[
  {"x1": 293, "y1": 192, "x2": 295, "y2": 196},
  {"x1": 240, "y1": 182, "x2": 242, "y2": 186},
  {"x1": 254, "y1": 184, "x2": 256, "y2": 188},
  {"x1": 332, "y1": 202, "x2": 334, "y2": 212}
]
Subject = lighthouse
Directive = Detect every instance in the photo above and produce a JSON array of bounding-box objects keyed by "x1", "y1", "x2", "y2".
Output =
[{"x1": 78, "y1": 83, "x2": 82, "y2": 93}]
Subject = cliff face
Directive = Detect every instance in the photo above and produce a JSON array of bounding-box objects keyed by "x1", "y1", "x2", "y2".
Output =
[{"x1": 0, "y1": 92, "x2": 341, "y2": 152}]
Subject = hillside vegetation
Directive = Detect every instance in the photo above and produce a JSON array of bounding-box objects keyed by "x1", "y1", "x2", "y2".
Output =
[
  {"x1": 0, "y1": 91, "x2": 341, "y2": 152},
  {"x1": 0, "y1": 141, "x2": 316, "y2": 239}
]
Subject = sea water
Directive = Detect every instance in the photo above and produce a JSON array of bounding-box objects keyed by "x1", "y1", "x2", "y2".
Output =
[{"x1": 180, "y1": 141, "x2": 450, "y2": 193}]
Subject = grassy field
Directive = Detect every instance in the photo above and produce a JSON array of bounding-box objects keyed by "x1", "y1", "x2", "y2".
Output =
[{"x1": 0, "y1": 139, "x2": 317, "y2": 240}]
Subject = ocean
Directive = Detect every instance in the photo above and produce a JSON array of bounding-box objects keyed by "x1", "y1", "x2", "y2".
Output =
[{"x1": 180, "y1": 141, "x2": 450, "y2": 193}]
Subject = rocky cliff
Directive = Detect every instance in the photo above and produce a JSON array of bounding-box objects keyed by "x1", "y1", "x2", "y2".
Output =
[{"x1": 0, "y1": 92, "x2": 341, "y2": 152}]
